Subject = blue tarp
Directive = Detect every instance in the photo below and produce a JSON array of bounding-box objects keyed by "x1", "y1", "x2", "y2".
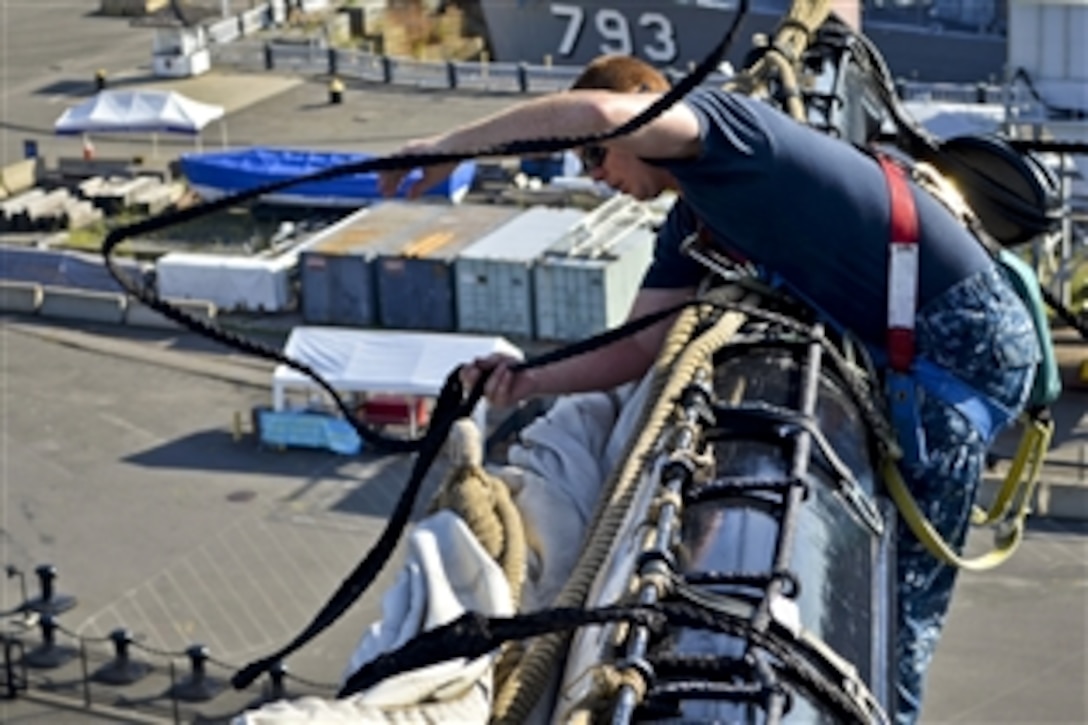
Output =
[
  {"x1": 179, "y1": 147, "x2": 477, "y2": 205},
  {"x1": 256, "y1": 408, "x2": 362, "y2": 455}
]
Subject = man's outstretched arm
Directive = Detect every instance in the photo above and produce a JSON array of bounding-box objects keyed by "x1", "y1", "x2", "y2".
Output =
[
  {"x1": 379, "y1": 91, "x2": 701, "y2": 199},
  {"x1": 465, "y1": 287, "x2": 696, "y2": 407}
]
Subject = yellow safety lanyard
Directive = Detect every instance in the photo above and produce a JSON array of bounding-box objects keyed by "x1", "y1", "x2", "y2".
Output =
[{"x1": 876, "y1": 155, "x2": 1054, "y2": 571}]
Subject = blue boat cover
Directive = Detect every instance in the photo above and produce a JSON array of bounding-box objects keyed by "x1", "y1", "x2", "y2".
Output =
[{"x1": 179, "y1": 147, "x2": 476, "y2": 203}]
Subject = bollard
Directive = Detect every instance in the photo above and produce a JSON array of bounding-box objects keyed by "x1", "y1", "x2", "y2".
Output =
[
  {"x1": 93, "y1": 628, "x2": 151, "y2": 685},
  {"x1": 976, "y1": 82, "x2": 987, "y2": 104},
  {"x1": 446, "y1": 60, "x2": 458, "y2": 90},
  {"x1": 267, "y1": 660, "x2": 288, "y2": 701},
  {"x1": 328, "y1": 76, "x2": 344, "y2": 105},
  {"x1": 23, "y1": 564, "x2": 77, "y2": 616},
  {"x1": 381, "y1": 55, "x2": 393, "y2": 84},
  {"x1": 94, "y1": 69, "x2": 106, "y2": 91},
  {"x1": 3, "y1": 635, "x2": 28, "y2": 699},
  {"x1": 264, "y1": 42, "x2": 274, "y2": 71},
  {"x1": 327, "y1": 47, "x2": 339, "y2": 76},
  {"x1": 170, "y1": 644, "x2": 222, "y2": 702},
  {"x1": 23, "y1": 614, "x2": 76, "y2": 669},
  {"x1": 517, "y1": 62, "x2": 529, "y2": 93}
]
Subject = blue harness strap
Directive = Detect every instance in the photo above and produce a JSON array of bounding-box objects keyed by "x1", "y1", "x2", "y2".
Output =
[{"x1": 913, "y1": 359, "x2": 1015, "y2": 445}]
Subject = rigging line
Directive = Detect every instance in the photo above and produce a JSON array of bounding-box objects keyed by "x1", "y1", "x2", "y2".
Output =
[
  {"x1": 334, "y1": 601, "x2": 874, "y2": 723},
  {"x1": 1042, "y1": 285, "x2": 1088, "y2": 340},
  {"x1": 230, "y1": 5, "x2": 754, "y2": 687},
  {"x1": 1007, "y1": 139, "x2": 1088, "y2": 155},
  {"x1": 338, "y1": 605, "x2": 667, "y2": 697}
]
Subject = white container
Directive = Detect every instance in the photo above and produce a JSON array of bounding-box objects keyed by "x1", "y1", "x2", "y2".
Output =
[
  {"x1": 156, "y1": 252, "x2": 293, "y2": 312},
  {"x1": 532, "y1": 197, "x2": 658, "y2": 341},
  {"x1": 455, "y1": 206, "x2": 586, "y2": 338}
]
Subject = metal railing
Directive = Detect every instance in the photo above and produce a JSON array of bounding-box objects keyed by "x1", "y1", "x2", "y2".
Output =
[
  {"x1": 210, "y1": 41, "x2": 734, "y2": 96},
  {"x1": 1, "y1": 563, "x2": 338, "y2": 723}
]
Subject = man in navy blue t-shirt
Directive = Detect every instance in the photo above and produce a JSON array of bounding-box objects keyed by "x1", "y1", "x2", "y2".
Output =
[{"x1": 380, "y1": 55, "x2": 1039, "y2": 723}]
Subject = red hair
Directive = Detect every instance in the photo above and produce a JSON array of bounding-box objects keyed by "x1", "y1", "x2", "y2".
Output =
[{"x1": 571, "y1": 55, "x2": 670, "y2": 93}]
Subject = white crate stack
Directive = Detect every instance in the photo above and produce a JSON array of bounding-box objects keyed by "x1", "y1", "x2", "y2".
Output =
[
  {"x1": 532, "y1": 196, "x2": 660, "y2": 342},
  {"x1": 455, "y1": 206, "x2": 586, "y2": 338}
]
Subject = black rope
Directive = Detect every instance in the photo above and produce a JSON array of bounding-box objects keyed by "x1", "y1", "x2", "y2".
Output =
[
  {"x1": 1007, "y1": 139, "x2": 1088, "y2": 155},
  {"x1": 647, "y1": 679, "x2": 772, "y2": 704},
  {"x1": 684, "y1": 475, "x2": 805, "y2": 503},
  {"x1": 230, "y1": 371, "x2": 482, "y2": 688},
  {"x1": 337, "y1": 606, "x2": 667, "y2": 697},
  {"x1": 662, "y1": 601, "x2": 872, "y2": 723},
  {"x1": 650, "y1": 652, "x2": 752, "y2": 679},
  {"x1": 1042, "y1": 285, "x2": 1088, "y2": 339},
  {"x1": 332, "y1": 600, "x2": 873, "y2": 724},
  {"x1": 1010, "y1": 67, "x2": 1088, "y2": 122}
]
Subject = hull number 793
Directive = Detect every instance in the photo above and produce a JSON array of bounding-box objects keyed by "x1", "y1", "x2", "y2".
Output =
[{"x1": 550, "y1": 3, "x2": 679, "y2": 63}]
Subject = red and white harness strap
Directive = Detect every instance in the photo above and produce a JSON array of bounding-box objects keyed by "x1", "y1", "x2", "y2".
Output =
[{"x1": 878, "y1": 155, "x2": 920, "y2": 374}]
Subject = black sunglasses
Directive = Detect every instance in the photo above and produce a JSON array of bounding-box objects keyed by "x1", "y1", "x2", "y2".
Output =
[{"x1": 580, "y1": 144, "x2": 608, "y2": 173}]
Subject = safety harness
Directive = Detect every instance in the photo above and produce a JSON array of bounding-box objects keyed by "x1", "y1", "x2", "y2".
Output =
[
  {"x1": 875, "y1": 154, "x2": 1055, "y2": 571},
  {"x1": 879, "y1": 155, "x2": 924, "y2": 460}
]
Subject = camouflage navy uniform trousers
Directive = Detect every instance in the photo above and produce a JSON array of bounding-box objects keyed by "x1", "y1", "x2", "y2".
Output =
[{"x1": 893, "y1": 263, "x2": 1040, "y2": 724}]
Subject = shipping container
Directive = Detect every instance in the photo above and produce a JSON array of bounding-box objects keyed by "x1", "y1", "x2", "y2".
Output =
[
  {"x1": 455, "y1": 206, "x2": 586, "y2": 338},
  {"x1": 299, "y1": 207, "x2": 381, "y2": 326},
  {"x1": 533, "y1": 196, "x2": 658, "y2": 342},
  {"x1": 157, "y1": 252, "x2": 294, "y2": 312},
  {"x1": 301, "y1": 203, "x2": 511, "y2": 327},
  {"x1": 374, "y1": 203, "x2": 523, "y2": 331}
]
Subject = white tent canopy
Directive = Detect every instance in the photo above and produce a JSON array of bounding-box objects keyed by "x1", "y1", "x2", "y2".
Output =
[
  {"x1": 55, "y1": 89, "x2": 225, "y2": 135},
  {"x1": 272, "y1": 328, "x2": 525, "y2": 432}
]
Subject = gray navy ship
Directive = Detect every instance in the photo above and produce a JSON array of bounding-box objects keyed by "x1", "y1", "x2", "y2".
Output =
[{"x1": 475, "y1": 0, "x2": 1008, "y2": 82}]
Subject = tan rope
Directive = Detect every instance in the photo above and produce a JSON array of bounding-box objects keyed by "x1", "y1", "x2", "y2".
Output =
[
  {"x1": 491, "y1": 287, "x2": 755, "y2": 723},
  {"x1": 560, "y1": 664, "x2": 652, "y2": 724},
  {"x1": 725, "y1": 0, "x2": 831, "y2": 121},
  {"x1": 647, "y1": 489, "x2": 685, "y2": 521},
  {"x1": 431, "y1": 420, "x2": 528, "y2": 609},
  {"x1": 427, "y1": 419, "x2": 530, "y2": 698}
]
